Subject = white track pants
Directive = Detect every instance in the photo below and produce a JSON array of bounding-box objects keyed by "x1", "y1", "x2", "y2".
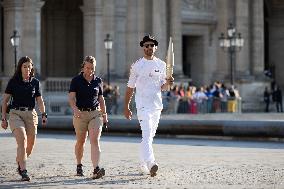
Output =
[{"x1": 137, "y1": 108, "x2": 161, "y2": 166}]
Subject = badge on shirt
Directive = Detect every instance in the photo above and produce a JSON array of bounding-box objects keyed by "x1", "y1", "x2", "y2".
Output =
[
  {"x1": 93, "y1": 87, "x2": 99, "y2": 95},
  {"x1": 149, "y1": 69, "x2": 160, "y2": 77}
]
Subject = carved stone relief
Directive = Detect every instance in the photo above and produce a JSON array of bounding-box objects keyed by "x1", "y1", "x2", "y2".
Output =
[{"x1": 182, "y1": 0, "x2": 216, "y2": 12}]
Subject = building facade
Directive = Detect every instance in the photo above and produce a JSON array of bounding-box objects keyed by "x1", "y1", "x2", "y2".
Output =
[{"x1": 0, "y1": 0, "x2": 283, "y2": 111}]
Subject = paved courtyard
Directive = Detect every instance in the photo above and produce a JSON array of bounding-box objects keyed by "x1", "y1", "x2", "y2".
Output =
[{"x1": 0, "y1": 129, "x2": 284, "y2": 188}]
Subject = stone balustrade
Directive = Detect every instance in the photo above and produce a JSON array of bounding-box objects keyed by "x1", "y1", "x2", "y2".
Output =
[{"x1": 43, "y1": 77, "x2": 72, "y2": 92}]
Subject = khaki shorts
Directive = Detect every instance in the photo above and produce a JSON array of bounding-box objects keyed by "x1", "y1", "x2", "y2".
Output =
[
  {"x1": 9, "y1": 109, "x2": 39, "y2": 135},
  {"x1": 73, "y1": 110, "x2": 103, "y2": 134}
]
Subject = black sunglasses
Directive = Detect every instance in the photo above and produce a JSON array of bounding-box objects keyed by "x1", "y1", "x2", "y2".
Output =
[{"x1": 144, "y1": 44, "x2": 155, "y2": 48}]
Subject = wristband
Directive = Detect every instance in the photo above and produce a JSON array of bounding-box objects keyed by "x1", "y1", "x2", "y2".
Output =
[
  {"x1": 41, "y1": 112, "x2": 48, "y2": 118},
  {"x1": 1, "y1": 118, "x2": 7, "y2": 121}
]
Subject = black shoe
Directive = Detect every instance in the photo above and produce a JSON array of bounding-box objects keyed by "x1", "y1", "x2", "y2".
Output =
[
  {"x1": 76, "y1": 164, "x2": 84, "y2": 176},
  {"x1": 92, "y1": 167, "x2": 105, "y2": 179},
  {"x1": 150, "y1": 164, "x2": 158, "y2": 177},
  {"x1": 20, "y1": 170, "x2": 30, "y2": 181}
]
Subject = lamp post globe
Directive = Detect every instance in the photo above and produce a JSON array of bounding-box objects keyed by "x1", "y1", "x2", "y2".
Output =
[
  {"x1": 218, "y1": 23, "x2": 244, "y2": 86},
  {"x1": 104, "y1": 34, "x2": 113, "y2": 86},
  {"x1": 10, "y1": 30, "x2": 20, "y2": 72}
]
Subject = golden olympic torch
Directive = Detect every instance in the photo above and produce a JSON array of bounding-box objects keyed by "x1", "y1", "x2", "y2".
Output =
[{"x1": 166, "y1": 37, "x2": 174, "y2": 91}]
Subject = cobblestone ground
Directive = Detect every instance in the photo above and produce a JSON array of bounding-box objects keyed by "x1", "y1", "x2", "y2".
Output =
[{"x1": 0, "y1": 130, "x2": 284, "y2": 189}]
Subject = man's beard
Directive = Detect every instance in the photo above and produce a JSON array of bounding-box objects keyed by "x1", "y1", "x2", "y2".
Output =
[{"x1": 145, "y1": 49, "x2": 154, "y2": 56}]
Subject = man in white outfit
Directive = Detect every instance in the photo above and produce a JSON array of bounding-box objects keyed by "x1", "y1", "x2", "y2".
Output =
[{"x1": 124, "y1": 35, "x2": 174, "y2": 177}]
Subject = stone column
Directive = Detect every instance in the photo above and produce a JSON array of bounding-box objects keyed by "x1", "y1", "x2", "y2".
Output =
[
  {"x1": 126, "y1": 0, "x2": 145, "y2": 77},
  {"x1": 215, "y1": 0, "x2": 230, "y2": 81},
  {"x1": 22, "y1": 0, "x2": 44, "y2": 78},
  {"x1": 113, "y1": 0, "x2": 126, "y2": 78},
  {"x1": 251, "y1": 0, "x2": 264, "y2": 78},
  {"x1": 235, "y1": 0, "x2": 251, "y2": 78},
  {"x1": 0, "y1": 6, "x2": 3, "y2": 75},
  {"x1": 1, "y1": 0, "x2": 24, "y2": 77},
  {"x1": 81, "y1": 0, "x2": 103, "y2": 76},
  {"x1": 169, "y1": 0, "x2": 183, "y2": 76},
  {"x1": 101, "y1": 0, "x2": 114, "y2": 80},
  {"x1": 152, "y1": 0, "x2": 167, "y2": 59},
  {"x1": 137, "y1": 0, "x2": 146, "y2": 36}
]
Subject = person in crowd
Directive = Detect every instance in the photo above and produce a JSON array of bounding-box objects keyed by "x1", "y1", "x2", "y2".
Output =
[
  {"x1": 177, "y1": 83, "x2": 189, "y2": 113},
  {"x1": 220, "y1": 84, "x2": 229, "y2": 112},
  {"x1": 192, "y1": 87, "x2": 208, "y2": 113},
  {"x1": 111, "y1": 85, "x2": 120, "y2": 115},
  {"x1": 178, "y1": 83, "x2": 185, "y2": 97},
  {"x1": 1, "y1": 56, "x2": 47, "y2": 181},
  {"x1": 68, "y1": 56, "x2": 107, "y2": 179},
  {"x1": 205, "y1": 85, "x2": 214, "y2": 113},
  {"x1": 124, "y1": 35, "x2": 174, "y2": 177},
  {"x1": 166, "y1": 85, "x2": 180, "y2": 114},
  {"x1": 103, "y1": 84, "x2": 113, "y2": 114},
  {"x1": 185, "y1": 85, "x2": 192, "y2": 100},
  {"x1": 227, "y1": 85, "x2": 240, "y2": 113},
  {"x1": 212, "y1": 84, "x2": 222, "y2": 112},
  {"x1": 263, "y1": 86, "x2": 271, "y2": 112},
  {"x1": 273, "y1": 86, "x2": 283, "y2": 113}
]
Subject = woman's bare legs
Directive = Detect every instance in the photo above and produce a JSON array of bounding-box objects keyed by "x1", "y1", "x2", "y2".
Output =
[
  {"x1": 75, "y1": 131, "x2": 88, "y2": 165},
  {"x1": 89, "y1": 127, "x2": 102, "y2": 168},
  {"x1": 26, "y1": 134, "x2": 36, "y2": 157}
]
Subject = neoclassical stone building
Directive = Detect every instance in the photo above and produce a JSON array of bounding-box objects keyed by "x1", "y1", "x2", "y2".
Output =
[{"x1": 0, "y1": 0, "x2": 283, "y2": 111}]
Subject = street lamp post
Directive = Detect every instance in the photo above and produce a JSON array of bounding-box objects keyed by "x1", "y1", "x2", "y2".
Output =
[
  {"x1": 219, "y1": 23, "x2": 244, "y2": 85},
  {"x1": 104, "y1": 34, "x2": 113, "y2": 86},
  {"x1": 10, "y1": 30, "x2": 20, "y2": 71}
]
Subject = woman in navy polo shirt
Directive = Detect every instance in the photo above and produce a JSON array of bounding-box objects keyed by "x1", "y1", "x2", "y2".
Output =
[
  {"x1": 69, "y1": 56, "x2": 108, "y2": 179},
  {"x1": 1, "y1": 56, "x2": 47, "y2": 181}
]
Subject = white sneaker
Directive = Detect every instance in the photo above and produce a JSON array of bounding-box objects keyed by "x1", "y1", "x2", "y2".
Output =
[{"x1": 139, "y1": 164, "x2": 149, "y2": 175}]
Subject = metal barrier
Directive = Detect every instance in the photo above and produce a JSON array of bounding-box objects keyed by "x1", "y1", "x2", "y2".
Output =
[
  {"x1": 44, "y1": 94, "x2": 72, "y2": 116},
  {"x1": 42, "y1": 78, "x2": 73, "y2": 115},
  {"x1": 163, "y1": 97, "x2": 242, "y2": 114}
]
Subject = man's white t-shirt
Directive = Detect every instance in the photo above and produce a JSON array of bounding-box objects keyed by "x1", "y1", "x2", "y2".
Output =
[{"x1": 127, "y1": 57, "x2": 167, "y2": 110}]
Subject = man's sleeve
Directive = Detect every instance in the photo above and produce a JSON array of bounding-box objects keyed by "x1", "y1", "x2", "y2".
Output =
[{"x1": 127, "y1": 63, "x2": 138, "y2": 88}]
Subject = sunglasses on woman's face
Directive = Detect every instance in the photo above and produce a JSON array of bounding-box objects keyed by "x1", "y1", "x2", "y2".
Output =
[{"x1": 144, "y1": 43, "x2": 155, "y2": 48}]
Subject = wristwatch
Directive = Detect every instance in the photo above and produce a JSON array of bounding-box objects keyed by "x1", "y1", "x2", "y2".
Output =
[
  {"x1": 1, "y1": 118, "x2": 7, "y2": 122},
  {"x1": 41, "y1": 112, "x2": 48, "y2": 118}
]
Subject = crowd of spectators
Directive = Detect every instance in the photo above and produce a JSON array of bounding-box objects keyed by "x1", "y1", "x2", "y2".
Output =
[
  {"x1": 103, "y1": 84, "x2": 120, "y2": 115},
  {"x1": 162, "y1": 81, "x2": 241, "y2": 114},
  {"x1": 102, "y1": 81, "x2": 242, "y2": 115}
]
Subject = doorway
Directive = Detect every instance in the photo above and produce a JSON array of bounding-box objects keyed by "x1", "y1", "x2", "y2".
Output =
[
  {"x1": 182, "y1": 35, "x2": 204, "y2": 85},
  {"x1": 41, "y1": 0, "x2": 83, "y2": 78}
]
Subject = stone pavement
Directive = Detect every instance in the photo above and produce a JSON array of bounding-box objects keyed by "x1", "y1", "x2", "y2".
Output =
[{"x1": 0, "y1": 129, "x2": 284, "y2": 188}]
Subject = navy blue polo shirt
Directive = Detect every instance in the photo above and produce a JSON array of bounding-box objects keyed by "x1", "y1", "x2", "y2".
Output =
[
  {"x1": 5, "y1": 76, "x2": 42, "y2": 108},
  {"x1": 69, "y1": 73, "x2": 103, "y2": 109}
]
